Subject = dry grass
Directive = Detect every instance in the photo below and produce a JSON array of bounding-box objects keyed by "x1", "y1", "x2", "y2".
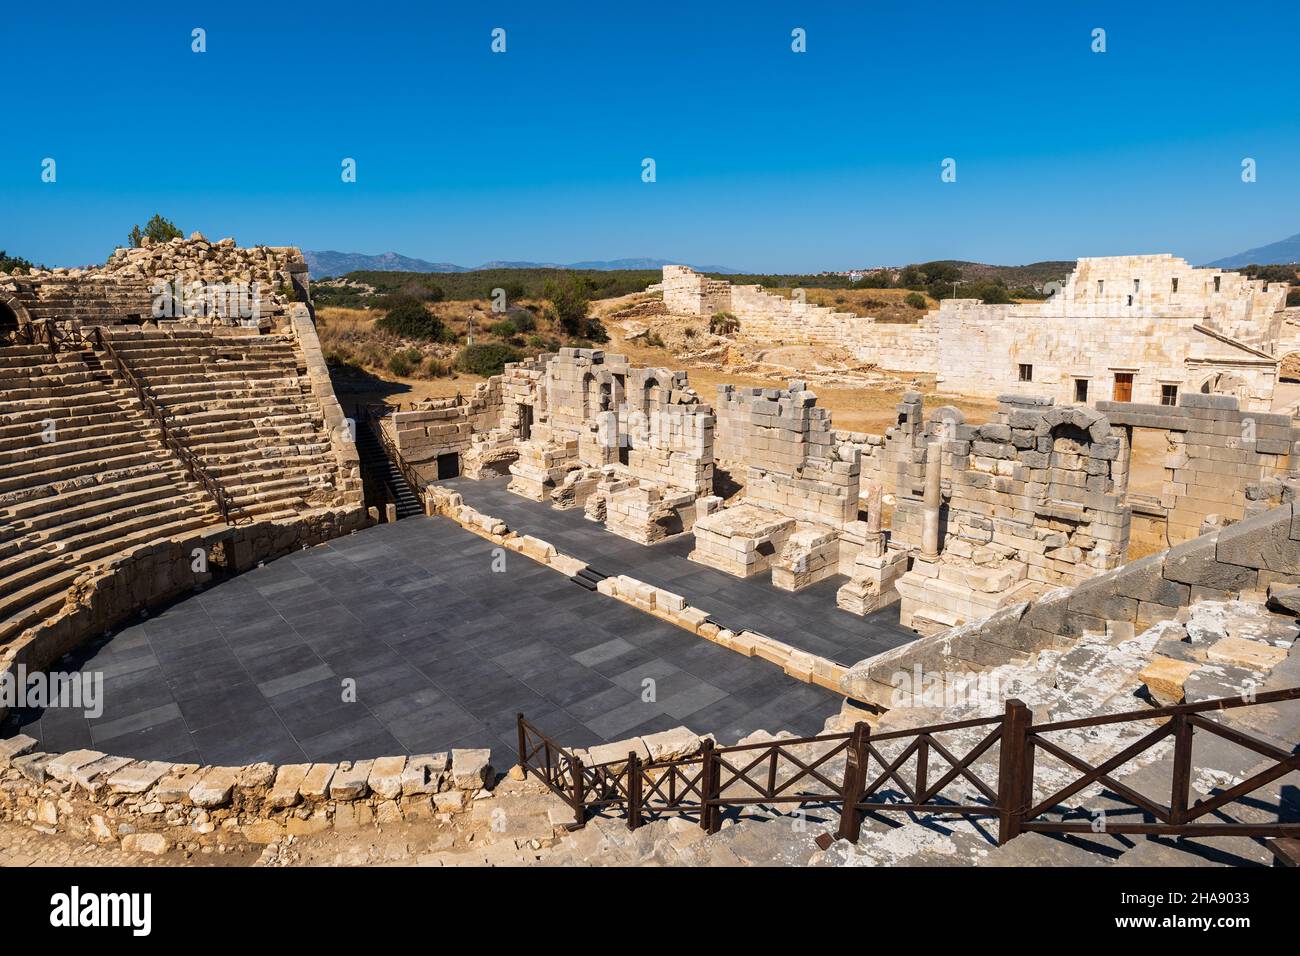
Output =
[{"x1": 757, "y1": 286, "x2": 936, "y2": 322}]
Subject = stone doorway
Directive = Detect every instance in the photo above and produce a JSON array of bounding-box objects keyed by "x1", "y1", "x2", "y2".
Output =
[{"x1": 437, "y1": 451, "x2": 461, "y2": 480}]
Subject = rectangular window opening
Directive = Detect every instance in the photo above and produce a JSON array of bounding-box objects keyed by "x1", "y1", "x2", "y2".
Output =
[{"x1": 1018, "y1": 363, "x2": 1033, "y2": 382}]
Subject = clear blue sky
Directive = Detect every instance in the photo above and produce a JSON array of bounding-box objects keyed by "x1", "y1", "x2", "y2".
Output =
[{"x1": 3, "y1": 0, "x2": 1298, "y2": 272}]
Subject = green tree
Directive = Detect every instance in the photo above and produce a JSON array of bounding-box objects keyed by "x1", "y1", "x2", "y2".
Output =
[
  {"x1": 375, "y1": 296, "x2": 451, "y2": 341},
  {"x1": 542, "y1": 271, "x2": 592, "y2": 336},
  {"x1": 128, "y1": 214, "x2": 183, "y2": 248},
  {"x1": 0, "y1": 250, "x2": 35, "y2": 274}
]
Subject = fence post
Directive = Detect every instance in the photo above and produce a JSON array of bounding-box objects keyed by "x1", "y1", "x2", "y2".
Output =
[
  {"x1": 699, "y1": 738, "x2": 720, "y2": 834},
  {"x1": 835, "y1": 721, "x2": 870, "y2": 843},
  {"x1": 626, "y1": 751, "x2": 642, "y2": 831},
  {"x1": 516, "y1": 713, "x2": 528, "y2": 777},
  {"x1": 570, "y1": 755, "x2": 586, "y2": 828},
  {"x1": 996, "y1": 698, "x2": 1032, "y2": 846},
  {"x1": 1169, "y1": 711, "x2": 1193, "y2": 825}
]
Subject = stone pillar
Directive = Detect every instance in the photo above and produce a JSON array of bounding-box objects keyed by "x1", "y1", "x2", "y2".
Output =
[
  {"x1": 921, "y1": 441, "x2": 942, "y2": 559},
  {"x1": 1112, "y1": 427, "x2": 1131, "y2": 499}
]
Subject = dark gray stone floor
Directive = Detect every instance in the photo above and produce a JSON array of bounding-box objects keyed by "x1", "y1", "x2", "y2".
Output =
[
  {"x1": 5, "y1": 516, "x2": 843, "y2": 771},
  {"x1": 444, "y1": 476, "x2": 918, "y2": 666}
]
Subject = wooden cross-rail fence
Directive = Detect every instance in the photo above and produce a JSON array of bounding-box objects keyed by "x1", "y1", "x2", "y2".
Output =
[{"x1": 518, "y1": 685, "x2": 1300, "y2": 847}]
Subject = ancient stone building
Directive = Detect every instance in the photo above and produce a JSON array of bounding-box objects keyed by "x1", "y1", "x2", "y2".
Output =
[
  {"x1": 891, "y1": 395, "x2": 1131, "y2": 632},
  {"x1": 661, "y1": 256, "x2": 1299, "y2": 410}
]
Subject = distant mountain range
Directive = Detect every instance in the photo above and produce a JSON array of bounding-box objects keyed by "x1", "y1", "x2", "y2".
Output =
[
  {"x1": 1206, "y1": 233, "x2": 1300, "y2": 269},
  {"x1": 304, "y1": 251, "x2": 741, "y2": 278}
]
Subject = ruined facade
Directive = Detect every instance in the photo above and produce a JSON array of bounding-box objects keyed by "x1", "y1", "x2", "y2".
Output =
[{"x1": 663, "y1": 256, "x2": 1299, "y2": 411}]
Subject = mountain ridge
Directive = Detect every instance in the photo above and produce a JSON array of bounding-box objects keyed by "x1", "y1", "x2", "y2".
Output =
[
  {"x1": 305, "y1": 251, "x2": 742, "y2": 278},
  {"x1": 1206, "y1": 233, "x2": 1300, "y2": 269}
]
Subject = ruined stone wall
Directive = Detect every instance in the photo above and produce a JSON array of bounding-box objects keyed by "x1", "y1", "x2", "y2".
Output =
[
  {"x1": 661, "y1": 265, "x2": 731, "y2": 315},
  {"x1": 934, "y1": 256, "x2": 1287, "y2": 410},
  {"x1": 2, "y1": 234, "x2": 308, "y2": 330},
  {"x1": 894, "y1": 395, "x2": 1131, "y2": 630},
  {"x1": 0, "y1": 738, "x2": 493, "y2": 852},
  {"x1": 1099, "y1": 393, "x2": 1300, "y2": 545},
  {"x1": 289, "y1": 304, "x2": 364, "y2": 504},
  {"x1": 714, "y1": 383, "x2": 859, "y2": 525},
  {"x1": 843, "y1": 498, "x2": 1300, "y2": 706},
  {"x1": 661, "y1": 258, "x2": 1290, "y2": 405}
]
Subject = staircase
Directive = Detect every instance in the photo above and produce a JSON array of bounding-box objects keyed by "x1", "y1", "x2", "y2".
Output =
[{"x1": 355, "y1": 417, "x2": 422, "y2": 519}]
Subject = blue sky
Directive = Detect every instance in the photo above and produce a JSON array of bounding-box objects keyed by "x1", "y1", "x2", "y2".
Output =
[{"x1": 3, "y1": 0, "x2": 1298, "y2": 272}]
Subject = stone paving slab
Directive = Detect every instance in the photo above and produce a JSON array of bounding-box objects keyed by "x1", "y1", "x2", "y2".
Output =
[
  {"x1": 4, "y1": 516, "x2": 842, "y2": 771},
  {"x1": 443, "y1": 476, "x2": 918, "y2": 665}
]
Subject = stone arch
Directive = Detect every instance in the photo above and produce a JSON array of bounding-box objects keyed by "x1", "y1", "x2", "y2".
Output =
[
  {"x1": 642, "y1": 375, "x2": 662, "y2": 418},
  {"x1": 0, "y1": 300, "x2": 17, "y2": 337},
  {"x1": 1199, "y1": 370, "x2": 1245, "y2": 396},
  {"x1": 1277, "y1": 353, "x2": 1300, "y2": 385}
]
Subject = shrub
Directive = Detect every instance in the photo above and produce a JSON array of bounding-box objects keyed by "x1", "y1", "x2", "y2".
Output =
[
  {"x1": 710, "y1": 311, "x2": 740, "y2": 335},
  {"x1": 489, "y1": 319, "x2": 517, "y2": 337},
  {"x1": 505, "y1": 308, "x2": 537, "y2": 333},
  {"x1": 683, "y1": 326, "x2": 697, "y2": 339},
  {"x1": 1289, "y1": 289, "x2": 1300, "y2": 308},
  {"x1": 375, "y1": 296, "x2": 451, "y2": 341},
  {"x1": 645, "y1": 331, "x2": 666, "y2": 348},
  {"x1": 388, "y1": 351, "x2": 415, "y2": 377},
  {"x1": 419, "y1": 355, "x2": 453, "y2": 378},
  {"x1": 904, "y1": 292, "x2": 928, "y2": 310},
  {"x1": 455, "y1": 342, "x2": 522, "y2": 377},
  {"x1": 527, "y1": 334, "x2": 545, "y2": 349}
]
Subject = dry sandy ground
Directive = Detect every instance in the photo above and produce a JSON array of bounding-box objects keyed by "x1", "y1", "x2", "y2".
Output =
[{"x1": 321, "y1": 296, "x2": 1000, "y2": 434}]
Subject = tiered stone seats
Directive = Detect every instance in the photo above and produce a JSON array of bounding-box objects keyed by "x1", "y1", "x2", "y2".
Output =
[
  {"x1": 100, "y1": 330, "x2": 344, "y2": 520},
  {"x1": 6, "y1": 278, "x2": 156, "y2": 327},
  {"x1": 0, "y1": 345, "x2": 222, "y2": 642}
]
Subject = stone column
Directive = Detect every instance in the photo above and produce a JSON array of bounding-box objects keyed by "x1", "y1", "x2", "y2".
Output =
[
  {"x1": 921, "y1": 441, "x2": 943, "y2": 559},
  {"x1": 1112, "y1": 427, "x2": 1131, "y2": 499}
]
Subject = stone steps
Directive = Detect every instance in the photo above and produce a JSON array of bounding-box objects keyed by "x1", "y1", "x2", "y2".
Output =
[{"x1": 0, "y1": 509, "x2": 219, "y2": 644}]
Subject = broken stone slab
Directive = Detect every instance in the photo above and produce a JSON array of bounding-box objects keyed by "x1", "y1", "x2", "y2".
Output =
[
  {"x1": 1138, "y1": 657, "x2": 1200, "y2": 706},
  {"x1": 641, "y1": 727, "x2": 708, "y2": 762},
  {"x1": 0, "y1": 734, "x2": 36, "y2": 768},
  {"x1": 1216, "y1": 504, "x2": 1300, "y2": 574},
  {"x1": 13, "y1": 753, "x2": 53, "y2": 784},
  {"x1": 1206, "y1": 636, "x2": 1288, "y2": 671},
  {"x1": 451, "y1": 749, "x2": 492, "y2": 790},
  {"x1": 71, "y1": 755, "x2": 133, "y2": 795},
  {"x1": 1266, "y1": 586, "x2": 1300, "y2": 617},
  {"x1": 299, "y1": 762, "x2": 337, "y2": 800},
  {"x1": 267, "y1": 764, "x2": 312, "y2": 808},
  {"x1": 402, "y1": 753, "x2": 450, "y2": 795},
  {"x1": 189, "y1": 767, "x2": 239, "y2": 808},
  {"x1": 45, "y1": 749, "x2": 106, "y2": 784},
  {"x1": 330, "y1": 760, "x2": 374, "y2": 801}
]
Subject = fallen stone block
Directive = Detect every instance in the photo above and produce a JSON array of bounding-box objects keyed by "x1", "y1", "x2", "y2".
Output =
[
  {"x1": 1138, "y1": 657, "x2": 1200, "y2": 706},
  {"x1": 451, "y1": 748, "x2": 492, "y2": 790}
]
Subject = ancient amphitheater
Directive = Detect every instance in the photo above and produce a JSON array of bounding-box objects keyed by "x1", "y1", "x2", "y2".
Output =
[{"x1": 1, "y1": 240, "x2": 1296, "y2": 868}]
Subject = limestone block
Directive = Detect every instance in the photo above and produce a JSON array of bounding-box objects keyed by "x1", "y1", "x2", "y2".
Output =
[
  {"x1": 329, "y1": 760, "x2": 374, "y2": 801},
  {"x1": 402, "y1": 753, "x2": 450, "y2": 795},
  {"x1": 1138, "y1": 657, "x2": 1200, "y2": 706},
  {"x1": 189, "y1": 767, "x2": 238, "y2": 808},
  {"x1": 367, "y1": 755, "x2": 408, "y2": 799},
  {"x1": 451, "y1": 748, "x2": 492, "y2": 790},
  {"x1": 1163, "y1": 533, "x2": 1256, "y2": 592}
]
